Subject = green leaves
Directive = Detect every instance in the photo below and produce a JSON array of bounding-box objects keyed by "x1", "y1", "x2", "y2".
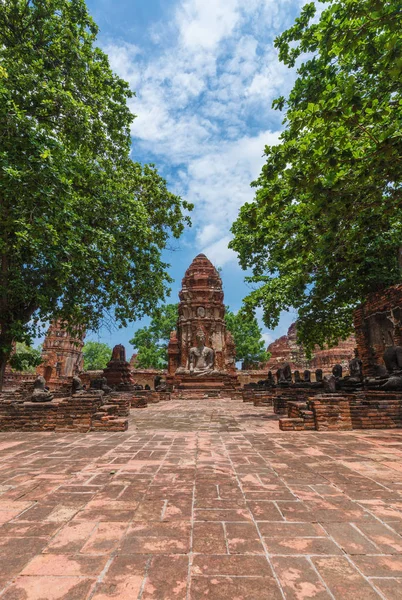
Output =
[
  {"x1": 0, "y1": 0, "x2": 191, "y2": 387},
  {"x1": 224, "y1": 308, "x2": 269, "y2": 368},
  {"x1": 129, "y1": 304, "x2": 178, "y2": 369},
  {"x1": 8, "y1": 343, "x2": 42, "y2": 373},
  {"x1": 230, "y1": 0, "x2": 402, "y2": 353},
  {"x1": 82, "y1": 341, "x2": 112, "y2": 371}
]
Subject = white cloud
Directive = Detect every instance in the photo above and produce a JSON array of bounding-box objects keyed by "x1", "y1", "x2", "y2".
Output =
[
  {"x1": 261, "y1": 332, "x2": 274, "y2": 347},
  {"x1": 202, "y1": 235, "x2": 237, "y2": 268},
  {"x1": 178, "y1": 0, "x2": 240, "y2": 50},
  {"x1": 196, "y1": 223, "x2": 221, "y2": 246},
  {"x1": 103, "y1": 0, "x2": 310, "y2": 261}
]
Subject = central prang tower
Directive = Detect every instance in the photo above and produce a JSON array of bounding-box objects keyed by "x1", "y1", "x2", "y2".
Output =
[{"x1": 167, "y1": 254, "x2": 237, "y2": 395}]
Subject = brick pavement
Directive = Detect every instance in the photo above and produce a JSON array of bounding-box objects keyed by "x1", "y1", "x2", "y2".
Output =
[{"x1": 1, "y1": 398, "x2": 402, "y2": 599}]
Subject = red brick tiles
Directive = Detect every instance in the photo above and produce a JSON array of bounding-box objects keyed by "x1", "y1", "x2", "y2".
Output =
[{"x1": 1, "y1": 398, "x2": 402, "y2": 598}]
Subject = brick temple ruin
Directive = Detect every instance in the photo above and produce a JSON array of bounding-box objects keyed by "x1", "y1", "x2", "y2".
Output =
[
  {"x1": 36, "y1": 320, "x2": 85, "y2": 388},
  {"x1": 245, "y1": 284, "x2": 402, "y2": 432},
  {"x1": 167, "y1": 254, "x2": 239, "y2": 397},
  {"x1": 264, "y1": 322, "x2": 356, "y2": 375},
  {"x1": 1, "y1": 261, "x2": 401, "y2": 433}
]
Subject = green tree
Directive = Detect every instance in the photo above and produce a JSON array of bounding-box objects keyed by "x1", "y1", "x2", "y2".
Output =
[
  {"x1": 225, "y1": 309, "x2": 269, "y2": 369},
  {"x1": 9, "y1": 343, "x2": 42, "y2": 373},
  {"x1": 82, "y1": 341, "x2": 112, "y2": 371},
  {"x1": 230, "y1": 0, "x2": 402, "y2": 354},
  {"x1": 0, "y1": 0, "x2": 192, "y2": 389},
  {"x1": 130, "y1": 304, "x2": 178, "y2": 369}
]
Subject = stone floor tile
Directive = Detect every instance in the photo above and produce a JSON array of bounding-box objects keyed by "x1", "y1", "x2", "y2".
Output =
[
  {"x1": 193, "y1": 522, "x2": 227, "y2": 554},
  {"x1": 265, "y1": 536, "x2": 342, "y2": 556},
  {"x1": 80, "y1": 522, "x2": 128, "y2": 553},
  {"x1": 258, "y1": 522, "x2": 325, "y2": 538},
  {"x1": 352, "y1": 555, "x2": 402, "y2": 576},
  {"x1": 356, "y1": 522, "x2": 402, "y2": 554},
  {"x1": 370, "y1": 578, "x2": 402, "y2": 600},
  {"x1": 91, "y1": 555, "x2": 148, "y2": 600},
  {"x1": 142, "y1": 555, "x2": 189, "y2": 599},
  {"x1": 44, "y1": 521, "x2": 96, "y2": 553},
  {"x1": 0, "y1": 537, "x2": 49, "y2": 577},
  {"x1": 194, "y1": 497, "x2": 246, "y2": 509},
  {"x1": 0, "y1": 576, "x2": 94, "y2": 600},
  {"x1": 21, "y1": 554, "x2": 108, "y2": 577},
  {"x1": 323, "y1": 522, "x2": 378, "y2": 555},
  {"x1": 225, "y1": 522, "x2": 265, "y2": 554},
  {"x1": 3, "y1": 400, "x2": 402, "y2": 598},
  {"x1": 192, "y1": 555, "x2": 272, "y2": 577},
  {"x1": 312, "y1": 556, "x2": 382, "y2": 599},
  {"x1": 272, "y1": 556, "x2": 332, "y2": 599},
  {"x1": 247, "y1": 501, "x2": 284, "y2": 521},
  {"x1": 13, "y1": 503, "x2": 58, "y2": 522},
  {"x1": 120, "y1": 521, "x2": 191, "y2": 554},
  {"x1": 0, "y1": 521, "x2": 61, "y2": 537},
  {"x1": 190, "y1": 576, "x2": 283, "y2": 599},
  {"x1": 194, "y1": 508, "x2": 252, "y2": 521},
  {"x1": 72, "y1": 508, "x2": 136, "y2": 522}
]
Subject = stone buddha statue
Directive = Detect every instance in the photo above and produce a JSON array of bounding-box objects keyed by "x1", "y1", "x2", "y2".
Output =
[
  {"x1": 189, "y1": 330, "x2": 219, "y2": 377},
  {"x1": 348, "y1": 348, "x2": 363, "y2": 381}
]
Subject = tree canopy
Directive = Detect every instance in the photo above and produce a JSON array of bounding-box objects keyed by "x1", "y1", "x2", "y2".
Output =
[
  {"x1": 230, "y1": 0, "x2": 402, "y2": 353},
  {"x1": 224, "y1": 309, "x2": 269, "y2": 368},
  {"x1": 82, "y1": 341, "x2": 112, "y2": 371},
  {"x1": 129, "y1": 304, "x2": 178, "y2": 369},
  {"x1": 0, "y1": 0, "x2": 191, "y2": 387},
  {"x1": 8, "y1": 343, "x2": 42, "y2": 373}
]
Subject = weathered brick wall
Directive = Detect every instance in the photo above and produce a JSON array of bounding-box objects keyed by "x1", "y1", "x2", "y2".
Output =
[
  {"x1": 130, "y1": 368, "x2": 166, "y2": 390},
  {"x1": 108, "y1": 392, "x2": 131, "y2": 417},
  {"x1": 0, "y1": 393, "x2": 128, "y2": 432},
  {"x1": 243, "y1": 386, "x2": 324, "y2": 413},
  {"x1": 310, "y1": 396, "x2": 353, "y2": 431},
  {"x1": 279, "y1": 391, "x2": 402, "y2": 432},
  {"x1": 354, "y1": 284, "x2": 402, "y2": 376},
  {"x1": 3, "y1": 372, "x2": 36, "y2": 391},
  {"x1": 348, "y1": 392, "x2": 402, "y2": 429},
  {"x1": 131, "y1": 390, "x2": 171, "y2": 406},
  {"x1": 273, "y1": 387, "x2": 323, "y2": 414},
  {"x1": 238, "y1": 371, "x2": 269, "y2": 387},
  {"x1": 242, "y1": 389, "x2": 276, "y2": 405}
]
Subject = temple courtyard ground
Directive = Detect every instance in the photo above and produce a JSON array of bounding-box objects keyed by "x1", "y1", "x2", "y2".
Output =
[{"x1": 2, "y1": 399, "x2": 402, "y2": 599}]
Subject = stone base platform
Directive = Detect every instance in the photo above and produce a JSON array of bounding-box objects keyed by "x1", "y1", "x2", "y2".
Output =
[{"x1": 170, "y1": 374, "x2": 239, "y2": 399}]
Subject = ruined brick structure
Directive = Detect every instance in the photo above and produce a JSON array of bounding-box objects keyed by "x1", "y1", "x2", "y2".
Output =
[
  {"x1": 36, "y1": 321, "x2": 85, "y2": 388},
  {"x1": 103, "y1": 344, "x2": 135, "y2": 389},
  {"x1": 129, "y1": 354, "x2": 166, "y2": 390},
  {"x1": 167, "y1": 254, "x2": 237, "y2": 394},
  {"x1": 0, "y1": 381, "x2": 129, "y2": 432},
  {"x1": 279, "y1": 392, "x2": 402, "y2": 432},
  {"x1": 265, "y1": 323, "x2": 355, "y2": 375},
  {"x1": 354, "y1": 283, "x2": 402, "y2": 376}
]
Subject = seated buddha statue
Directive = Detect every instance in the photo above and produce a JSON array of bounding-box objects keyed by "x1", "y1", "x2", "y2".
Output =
[{"x1": 189, "y1": 330, "x2": 219, "y2": 377}]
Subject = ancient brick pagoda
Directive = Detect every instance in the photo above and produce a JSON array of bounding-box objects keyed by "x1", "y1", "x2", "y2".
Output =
[
  {"x1": 103, "y1": 344, "x2": 135, "y2": 390},
  {"x1": 265, "y1": 322, "x2": 356, "y2": 376},
  {"x1": 36, "y1": 320, "x2": 85, "y2": 389},
  {"x1": 167, "y1": 254, "x2": 237, "y2": 396}
]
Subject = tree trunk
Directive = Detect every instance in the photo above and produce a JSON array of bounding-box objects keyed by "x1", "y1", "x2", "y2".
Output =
[
  {"x1": 399, "y1": 245, "x2": 402, "y2": 279},
  {"x1": 0, "y1": 328, "x2": 13, "y2": 393},
  {"x1": 0, "y1": 356, "x2": 6, "y2": 393}
]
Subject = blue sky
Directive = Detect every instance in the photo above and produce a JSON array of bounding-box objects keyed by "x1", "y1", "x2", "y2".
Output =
[{"x1": 82, "y1": 0, "x2": 311, "y2": 355}]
